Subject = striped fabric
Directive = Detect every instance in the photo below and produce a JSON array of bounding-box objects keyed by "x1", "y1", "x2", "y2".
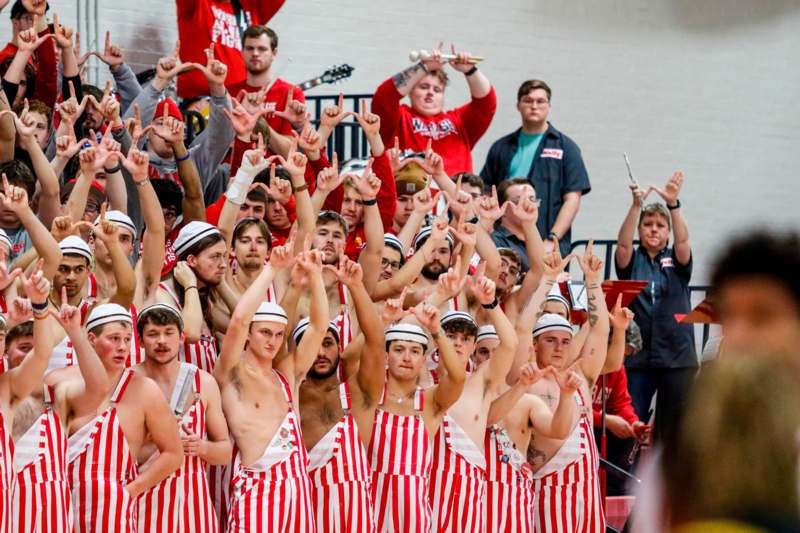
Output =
[
  {"x1": 484, "y1": 425, "x2": 535, "y2": 533},
  {"x1": 160, "y1": 283, "x2": 219, "y2": 373},
  {"x1": 0, "y1": 359, "x2": 14, "y2": 533}
]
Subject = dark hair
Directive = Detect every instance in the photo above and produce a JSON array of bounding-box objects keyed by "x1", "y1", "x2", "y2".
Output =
[
  {"x1": 0, "y1": 57, "x2": 36, "y2": 96},
  {"x1": 177, "y1": 232, "x2": 225, "y2": 262},
  {"x1": 425, "y1": 69, "x2": 449, "y2": 87},
  {"x1": 496, "y1": 177, "x2": 532, "y2": 205},
  {"x1": 233, "y1": 217, "x2": 272, "y2": 250},
  {"x1": 442, "y1": 319, "x2": 478, "y2": 340},
  {"x1": 245, "y1": 187, "x2": 268, "y2": 206},
  {"x1": 62, "y1": 252, "x2": 91, "y2": 267},
  {"x1": 317, "y1": 210, "x2": 349, "y2": 235},
  {"x1": 498, "y1": 247, "x2": 522, "y2": 268},
  {"x1": 150, "y1": 178, "x2": 184, "y2": 215},
  {"x1": 0, "y1": 159, "x2": 36, "y2": 197},
  {"x1": 81, "y1": 84, "x2": 104, "y2": 104},
  {"x1": 452, "y1": 172, "x2": 484, "y2": 192},
  {"x1": 15, "y1": 98, "x2": 52, "y2": 125},
  {"x1": 137, "y1": 308, "x2": 183, "y2": 338},
  {"x1": 517, "y1": 79, "x2": 552, "y2": 103},
  {"x1": 254, "y1": 165, "x2": 290, "y2": 187},
  {"x1": 6, "y1": 320, "x2": 33, "y2": 347},
  {"x1": 242, "y1": 25, "x2": 278, "y2": 50},
  {"x1": 710, "y1": 231, "x2": 800, "y2": 313}
]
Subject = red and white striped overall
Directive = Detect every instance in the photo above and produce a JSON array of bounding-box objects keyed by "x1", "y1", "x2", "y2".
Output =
[
  {"x1": 226, "y1": 370, "x2": 315, "y2": 533},
  {"x1": 429, "y1": 415, "x2": 486, "y2": 533},
  {"x1": 368, "y1": 385, "x2": 432, "y2": 533},
  {"x1": 0, "y1": 359, "x2": 15, "y2": 533},
  {"x1": 138, "y1": 364, "x2": 218, "y2": 533},
  {"x1": 484, "y1": 425, "x2": 534, "y2": 533},
  {"x1": 332, "y1": 283, "x2": 353, "y2": 351},
  {"x1": 207, "y1": 446, "x2": 234, "y2": 532},
  {"x1": 12, "y1": 385, "x2": 72, "y2": 533},
  {"x1": 532, "y1": 390, "x2": 605, "y2": 533},
  {"x1": 68, "y1": 369, "x2": 139, "y2": 533},
  {"x1": 307, "y1": 380, "x2": 374, "y2": 532},
  {"x1": 159, "y1": 283, "x2": 218, "y2": 373}
]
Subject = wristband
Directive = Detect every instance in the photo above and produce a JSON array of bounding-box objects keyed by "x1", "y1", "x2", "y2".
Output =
[
  {"x1": 586, "y1": 283, "x2": 600, "y2": 290},
  {"x1": 292, "y1": 182, "x2": 309, "y2": 193},
  {"x1": 227, "y1": 167, "x2": 257, "y2": 205},
  {"x1": 667, "y1": 199, "x2": 681, "y2": 210},
  {"x1": 34, "y1": 311, "x2": 49, "y2": 320},
  {"x1": 358, "y1": 198, "x2": 377, "y2": 206},
  {"x1": 175, "y1": 152, "x2": 191, "y2": 163},
  {"x1": 135, "y1": 178, "x2": 150, "y2": 188},
  {"x1": 185, "y1": 286, "x2": 198, "y2": 291},
  {"x1": 467, "y1": 215, "x2": 479, "y2": 225},
  {"x1": 110, "y1": 123, "x2": 125, "y2": 133},
  {"x1": 464, "y1": 66, "x2": 479, "y2": 76},
  {"x1": 548, "y1": 232, "x2": 559, "y2": 241},
  {"x1": 31, "y1": 300, "x2": 48, "y2": 311},
  {"x1": 481, "y1": 298, "x2": 499, "y2": 310},
  {"x1": 104, "y1": 164, "x2": 122, "y2": 174}
]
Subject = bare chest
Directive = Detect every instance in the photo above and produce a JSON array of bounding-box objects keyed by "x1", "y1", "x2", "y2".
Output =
[{"x1": 299, "y1": 385, "x2": 344, "y2": 451}]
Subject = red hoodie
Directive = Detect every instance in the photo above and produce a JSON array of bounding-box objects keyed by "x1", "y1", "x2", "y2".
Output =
[{"x1": 592, "y1": 367, "x2": 639, "y2": 427}]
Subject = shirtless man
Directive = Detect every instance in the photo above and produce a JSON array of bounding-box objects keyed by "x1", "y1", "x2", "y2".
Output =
[
  {"x1": 427, "y1": 272, "x2": 517, "y2": 533},
  {"x1": 295, "y1": 254, "x2": 384, "y2": 532},
  {"x1": 61, "y1": 303, "x2": 182, "y2": 532},
  {"x1": 134, "y1": 303, "x2": 232, "y2": 532},
  {"x1": 213, "y1": 239, "x2": 328, "y2": 532},
  {"x1": 9, "y1": 271, "x2": 110, "y2": 533},
  {"x1": 370, "y1": 302, "x2": 466, "y2": 531}
]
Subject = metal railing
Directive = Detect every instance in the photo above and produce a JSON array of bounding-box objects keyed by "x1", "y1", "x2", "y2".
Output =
[
  {"x1": 305, "y1": 93, "x2": 373, "y2": 161},
  {"x1": 569, "y1": 239, "x2": 711, "y2": 350}
]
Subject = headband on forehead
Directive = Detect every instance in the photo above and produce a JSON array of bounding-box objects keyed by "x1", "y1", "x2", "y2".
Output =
[
  {"x1": 252, "y1": 301, "x2": 288, "y2": 325},
  {"x1": 533, "y1": 313, "x2": 574, "y2": 338},
  {"x1": 291, "y1": 317, "x2": 340, "y2": 345},
  {"x1": 413, "y1": 225, "x2": 454, "y2": 251},
  {"x1": 546, "y1": 283, "x2": 571, "y2": 313},
  {"x1": 385, "y1": 323, "x2": 428, "y2": 348},
  {"x1": 441, "y1": 310, "x2": 477, "y2": 328},
  {"x1": 95, "y1": 210, "x2": 136, "y2": 236},
  {"x1": 60, "y1": 235, "x2": 93, "y2": 262},
  {"x1": 173, "y1": 221, "x2": 221, "y2": 257},
  {"x1": 476, "y1": 325, "x2": 499, "y2": 343},
  {"x1": 86, "y1": 303, "x2": 133, "y2": 332},
  {"x1": 136, "y1": 303, "x2": 184, "y2": 330},
  {"x1": 384, "y1": 233, "x2": 404, "y2": 254},
  {"x1": 0, "y1": 228, "x2": 11, "y2": 254}
]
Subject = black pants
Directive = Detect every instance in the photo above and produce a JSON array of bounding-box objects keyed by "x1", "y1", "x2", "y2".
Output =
[
  {"x1": 593, "y1": 429, "x2": 637, "y2": 496},
  {"x1": 626, "y1": 366, "x2": 697, "y2": 446}
]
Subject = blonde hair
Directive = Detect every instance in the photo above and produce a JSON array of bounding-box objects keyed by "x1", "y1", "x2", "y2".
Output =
[{"x1": 666, "y1": 355, "x2": 800, "y2": 526}]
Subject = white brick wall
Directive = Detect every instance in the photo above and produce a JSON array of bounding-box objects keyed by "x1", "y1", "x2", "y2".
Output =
[{"x1": 3, "y1": 0, "x2": 799, "y2": 283}]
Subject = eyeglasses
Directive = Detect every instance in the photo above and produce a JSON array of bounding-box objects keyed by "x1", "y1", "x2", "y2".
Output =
[
  {"x1": 381, "y1": 258, "x2": 401, "y2": 270},
  {"x1": 520, "y1": 97, "x2": 549, "y2": 107},
  {"x1": 500, "y1": 260, "x2": 520, "y2": 277}
]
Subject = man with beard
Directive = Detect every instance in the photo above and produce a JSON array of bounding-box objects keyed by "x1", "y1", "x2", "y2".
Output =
[
  {"x1": 156, "y1": 221, "x2": 227, "y2": 373},
  {"x1": 214, "y1": 239, "x2": 328, "y2": 532},
  {"x1": 227, "y1": 25, "x2": 306, "y2": 134},
  {"x1": 134, "y1": 303, "x2": 231, "y2": 533},
  {"x1": 295, "y1": 254, "x2": 385, "y2": 532}
]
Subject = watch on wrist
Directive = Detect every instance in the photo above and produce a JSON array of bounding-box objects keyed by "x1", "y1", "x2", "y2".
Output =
[
  {"x1": 464, "y1": 66, "x2": 479, "y2": 76},
  {"x1": 548, "y1": 232, "x2": 559, "y2": 241},
  {"x1": 667, "y1": 199, "x2": 681, "y2": 210},
  {"x1": 481, "y1": 298, "x2": 499, "y2": 310}
]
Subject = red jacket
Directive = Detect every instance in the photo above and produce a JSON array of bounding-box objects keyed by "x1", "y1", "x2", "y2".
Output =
[
  {"x1": 176, "y1": 0, "x2": 285, "y2": 99},
  {"x1": 592, "y1": 367, "x2": 639, "y2": 427},
  {"x1": 371, "y1": 78, "x2": 496, "y2": 176},
  {"x1": 0, "y1": 27, "x2": 58, "y2": 109}
]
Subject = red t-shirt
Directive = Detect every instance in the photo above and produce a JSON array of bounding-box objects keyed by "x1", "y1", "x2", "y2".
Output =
[
  {"x1": 592, "y1": 367, "x2": 640, "y2": 427},
  {"x1": 227, "y1": 78, "x2": 304, "y2": 136},
  {"x1": 371, "y1": 78, "x2": 497, "y2": 176},
  {"x1": 175, "y1": 0, "x2": 285, "y2": 99},
  {"x1": 0, "y1": 28, "x2": 58, "y2": 109}
]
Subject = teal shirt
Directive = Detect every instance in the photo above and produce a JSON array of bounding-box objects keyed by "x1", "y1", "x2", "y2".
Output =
[{"x1": 508, "y1": 132, "x2": 544, "y2": 178}]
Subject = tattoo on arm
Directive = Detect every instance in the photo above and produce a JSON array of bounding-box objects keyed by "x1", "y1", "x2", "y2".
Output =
[
  {"x1": 392, "y1": 63, "x2": 425, "y2": 90},
  {"x1": 527, "y1": 436, "x2": 547, "y2": 467},
  {"x1": 587, "y1": 293, "x2": 598, "y2": 327},
  {"x1": 536, "y1": 299, "x2": 546, "y2": 320}
]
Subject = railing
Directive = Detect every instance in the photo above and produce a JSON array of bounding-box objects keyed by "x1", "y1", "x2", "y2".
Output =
[
  {"x1": 305, "y1": 93, "x2": 374, "y2": 162},
  {"x1": 569, "y1": 239, "x2": 711, "y2": 350}
]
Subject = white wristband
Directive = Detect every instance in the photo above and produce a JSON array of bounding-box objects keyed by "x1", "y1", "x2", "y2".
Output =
[{"x1": 226, "y1": 168, "x2": 256, "y2": 205}]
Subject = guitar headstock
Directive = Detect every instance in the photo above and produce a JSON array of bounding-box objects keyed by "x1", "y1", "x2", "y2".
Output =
[{"x1": 318, "y1": 64, "x2": 355, "y2": 85}]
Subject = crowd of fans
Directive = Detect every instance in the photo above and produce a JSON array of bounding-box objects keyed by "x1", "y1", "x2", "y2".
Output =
[{"x1": 0, "y1": 1, "x2": 798, "y2": 533}]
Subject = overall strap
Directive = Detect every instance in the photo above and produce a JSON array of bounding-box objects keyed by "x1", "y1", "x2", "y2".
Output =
[
  {"x1": 414, "y1": 386, "x2": 424, "y2": 412},
  {"x1": 159, "y1": 282, "x2": 182, "y2": 309},
  {"x1": 169, "y1": 363, "x2": 194, "y2": 412},
  {"x1": 111, "y1": 368, "x2": 134, "y2": 404},
  {"x1": 338, "y1": 381, "x2": 351, "y2": 411},
  {"x1": 43, "y1": 384, "x2": 55, "y2": 404},
  {"x1": 272, "y1": 369, "x2": 293, "y2": 403},
  {"x1": 337, "y1": 282, "x2": 351, "y2": 350}
]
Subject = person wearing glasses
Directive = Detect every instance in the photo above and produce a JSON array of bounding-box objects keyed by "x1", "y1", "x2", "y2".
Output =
[{"x1": 480, "y1": 79, "x2": 591, "y2": 256}]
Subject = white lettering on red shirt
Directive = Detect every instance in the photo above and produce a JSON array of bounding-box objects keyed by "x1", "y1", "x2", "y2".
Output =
[
  {"x1": 410, "y1": 117, "x2": 458, "y2": 140},
  {"x1": 210, "y1": 6, "x2": 243, "y2": 51}
]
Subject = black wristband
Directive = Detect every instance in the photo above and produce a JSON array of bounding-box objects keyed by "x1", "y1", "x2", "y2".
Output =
[
  {"x1": 359, "y1": 198, "x2": 377, "y2": 206},
  {"x1": 548, "y1": 231, "x2": 559, "y2": 241},
  {"x1": 467, "y1": 215, "x2": 479, "y2": 225},
  {"x1": 465, "y1": 66, "x2": 479, "y2": 76},
  {"x1": 31, "y1": 300, "x2": 48, "y2": 311},
  {"x1": 104, "y1": 163, "x2": 122, "y2": 174},
  {"x1": 175, "y1": 152, "x2": 191, "y2": 163},
  {"x1": 482, "y1": 298, "x2": 499, "y2": 310},
  {"x1": 667, "y1": 199, "x2": 681, "y2": 210}
]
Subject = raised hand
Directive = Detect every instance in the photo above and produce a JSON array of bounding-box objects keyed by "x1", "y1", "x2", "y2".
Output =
[
  {"x1": 420, "y1": 41, "x2": 445, "y2": 72},
  {"x1": 0, "y1": 264, "x2": 22, "y2": 292},
  {"x1": 387, "y1": 136, "x2": 403, "y2": 172},
  {"x1": 293, "y1": 122, "x2": 323, "y2": 154},
  {"x1": 467, "y1": 269, "x2": 496, "y2": 306},
  {"x1": 9, "y1": 297, "x2": 33, "y2": 323},
  {"x1": 505, "y1": 194, "x2": 540, "y2": 223},
  {"x1": 50, "y1": 215, "x2": 92, "y2": 242},
  {"x1": 224, "y1": 98, "x2": 271, "y2": 138},
  {"x1": 382, "y1": 287, "x2": 409, "y2": 324},
  {"x1": 652, "y1": 171, "x2": 684, "y2": 206},
  {"x1": 59, "y1": 81, "x2": 89, "y2": 126},
  {"x1": 237, "y1": 85, "x2": 269, "y2": 115},
  {"x1": 55, "y1": 135, "x2": 82, "y2": 160},
  {"x1": 547, "y1": 356, "x2": 583, "y2": 393},
  {"x1": 96, "y1": 30, "x2": 125, "y2": 70},
  {"x1": 151, "y1": 104, "x2": 185, "y2": 144},
  {"x1": 16, "y1": 18, "x2": 53, "y2": 53},
  {"x1": 0, "y1": 102, "x2": 34, "y2": 140},
  {"x1": 264, "y1": 164, "x2": 292, "y2": 204},
  {"x1": 52, "y1": 13, "x2": 75, "y2": 50},
  {"x1": 192, "y1": 44, "x2": 228, "y2": 91},
  {"x1": 541, "y1": 239, "x2": 573, "y2": 281},
  {"x1": 155, "y1": 40, "x2": 187, "y2": 83},
  {"x1": 608, "y1": 294, "x2": 634, "y2": 332},
  {"x1": 443, "y1": 175, "x2": 475, "y2": 219},
  {"x1": 93, "y1": 203, "x2": 118, "y2": 244},
  {"x1": 629, "y1": 183, "x2": 652, "y2": 208},
  {"x1": 273, "y1": 87, "x2": 307, "y2": 127},
  {"x1": 435, "y1": 256, "x2": 467, "y2": 300},
  {"x1": 21, "y1": 259, "x2": 49, "y2": 305},
  {"x1": 428, "y1": 216, "x2": 449, "y2": 245},
  {"x1": 347, "y1": 98, "x2": 380, "y2": 138},
  {"x1": 451, "y1": 213, "x2": 477, "y2": 248},
  {"x1": 324, "y1": 254, "x2": 363, "y2": 287},
  {"x1": 172, "y1": 261, "x2": 198, "y2": 289},
  {"x1": 578, "y1": 240, "x2": 603, "y2": 284},
  {"x1": 54, "y1": 287, "x2": 84, "y2": 333},
  {"x1": 73, "y1": 32, "x2": 92, "y2": 69},
  {"x1": 119, "y1": 147, "x2": 150, "y2": 183},
  {"x1": 269, "y1": 235, "x2": 297, "y2": 271},
  {"x1": 448, "y1": 43, "x2": 474, "y2": 73},
  {"x1": 518, "y1": 362, "x2": 548, "y2": 386},
  {"x1": 320, "y1": 93, "x2": 348, "y2": 129},
  {"x1": 0, "y1": 173, "x2": 29, "y2": 214},
  {"x1": 296, "y1": 246, "x2": 323, "y2": 276},
  {"x1": 419, "y1": 142, "x2": 445, "y2": 176},
  {"x1": 477, "y1": 185, "x2": 505, "y2": 226},
  {"x1": 269, "y1": 138, "x2": 307, "y2": 179},
  {"x1": 351, "y1": 159, "x2": 380, "y2": 200},
  {"x1": 412, "y1": 187, "x2": 436, "y2": 215},
  {"x1": 408, "y1": 301, "x2": 441, "y2": 334},
  {"x1": 315, "y1": 152, "x2": 344, "y2": 193}
]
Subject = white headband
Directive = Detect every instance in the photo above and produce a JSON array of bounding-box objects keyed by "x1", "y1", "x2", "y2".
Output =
[
  {"x1": 441, "y1": 310, "x2": 477, "y2": 328},
  {"x1": 476, "y1": 325, "x2": 499, "y2": 343},
  {"x1": 95, "y1": 210, "x2": 136, "y2": 236},
  {"x1": 385, "y1": 323, "x2": 428, "y2": 348},
  {"x1": 291, "y1": 317, "x2": 340, "y2": 345},
  {"x1": 413, "y1": 225, "x2": 454, "y2": 251},
  {"x1": 86, "y1": 303, "x2": 133, "y2": 332},
  {"x1": 252, "y1": 301, "x2": 288, "y2": 325},
  {"x1": 136, "y1": 303, "x2": 184, "y2": 330},
  {"x1": 384, "y1": 233, "x2": 404, "y2": 254},
  {"x1": 173, "y1": 221, "x2": 221, "y2": 257},
  {"x1": 59, "y1": 235, "x2": 93, "y2": 262},
  {"x1": 0, "y1": 228, "x2": 11, "y2": 254},
  {"x1": 533, "y1": 313, "x2": 574, "y2": 338}
]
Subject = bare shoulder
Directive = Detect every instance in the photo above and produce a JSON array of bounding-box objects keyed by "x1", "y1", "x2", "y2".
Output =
[
  {"x1": 198, "y1": 368, "x2": 222, "y2": 395},
  {"x1": 44, "y1": 366, "x2": 81, "y2": 388}
]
